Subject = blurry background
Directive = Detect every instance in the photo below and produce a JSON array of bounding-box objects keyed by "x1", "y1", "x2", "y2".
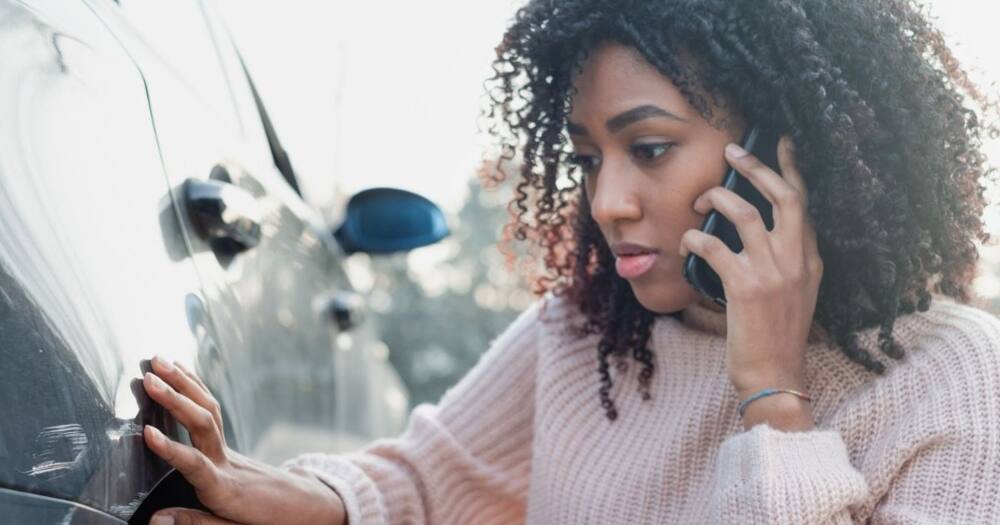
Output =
[{"x1": 217, "y1": 0, "x2": 1000, "y2": 408}]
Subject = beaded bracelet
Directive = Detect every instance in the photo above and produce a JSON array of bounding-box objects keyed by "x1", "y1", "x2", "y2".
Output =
[{"x1": 737, "y1": 388, "x2": 812, "y2": 418}]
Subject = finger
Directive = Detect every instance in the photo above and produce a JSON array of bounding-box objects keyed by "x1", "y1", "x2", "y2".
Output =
[
  {"x1": 175, "y1": 363, "x2": 224, "y2": 436},
  {"x1": 775, "y1": 137, "x2": 821, "y2": 260},
  {"x1": 144, "y1": 372, "x2": 224, "y2": 461},
  {"x1": 776, "y1": 136, "x2": 809, "y2": 205},
  {"x1": 152, "y1": 508, "x2": 241, "y2": 525},
  {"x1": 171, "y1": 359, "x2": 225, "y2": 434},
  {"x1": 153, "y1": 357, "x2": 224, "y2": 435},
  {"x1": 174, "y1": 360, "x2": 211, "y2": 393},
  {"x1": 692, "y1": 186, "x2": 772, "y2": 261},
  {"x1": 679, "y1": 228, "x2": 740, "y2": 283},
  {"x1": 144, "y1": 425, "x2": 219, "y2": 489},
  {"x1": 724, "y1": 141, "x2": 806, "y2": 235}
]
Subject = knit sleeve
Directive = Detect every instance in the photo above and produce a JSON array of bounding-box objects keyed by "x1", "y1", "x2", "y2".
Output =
[
  {"x1": 279, "y1": 298, "x2": 550, "y2": 525},
  {"x1": 864, "y1": 307, "x2": 1000, "y2": 524},
  {"x1": 866, "y1": 428, "x2": 1000, "y2": 524},
  {"x1": 707, "y1": 424, "x2": 869, "y2": 524},
  {"x1": 707, "y1": 304, "x2": 1000, "y2": 525}
]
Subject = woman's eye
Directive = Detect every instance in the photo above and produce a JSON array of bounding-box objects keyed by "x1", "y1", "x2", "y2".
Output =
[
  {"x1": 568, "y1": 153, "x2": 601, "y2": 174},
  {"x1": 631, "y1": 143, "x2": 673, "y2": 161}
]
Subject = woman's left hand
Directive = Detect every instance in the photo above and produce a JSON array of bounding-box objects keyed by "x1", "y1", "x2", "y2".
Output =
[{"x1": 678, "y1": 136, "x2": 823, "y2": 412}]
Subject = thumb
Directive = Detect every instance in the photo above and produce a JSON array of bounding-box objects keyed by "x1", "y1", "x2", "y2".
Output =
[{"x1": 151, "y1": 509, "x2": 242, "y2": 525}]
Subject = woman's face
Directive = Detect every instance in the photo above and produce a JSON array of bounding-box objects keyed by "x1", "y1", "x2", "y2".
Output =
[{"x1": 568, "y1": 42, "x2": 745, "y2": 314}]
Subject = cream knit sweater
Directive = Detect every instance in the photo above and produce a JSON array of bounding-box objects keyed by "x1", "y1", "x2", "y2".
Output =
[{"x1": 284, "y1": 293, "x2": 1000, "y2": 524}]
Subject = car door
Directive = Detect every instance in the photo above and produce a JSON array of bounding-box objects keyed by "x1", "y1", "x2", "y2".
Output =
[
  {"x1": 0, "y1": 0, "x2": 237, "y2": 520},
  {"x1": 84, "y1": 0, "x2": 409, "y2": 463}
]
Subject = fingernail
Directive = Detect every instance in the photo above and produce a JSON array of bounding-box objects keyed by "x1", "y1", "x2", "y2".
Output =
[
  {"x1": 145, "y1": 372, "x2": 166, "y2": 393},
  {"x1": 726, "y1": 143, "x2": 748, "y2": 158},
  {"x1": 145, "y1": 425, "x2": 163, "y2": 445},
  {"x1": 151, "y1": 514, "x2": 174, "y2": 525},
  {"x1": 153, "y1": 355, "x2": 174, "y2": 372}
]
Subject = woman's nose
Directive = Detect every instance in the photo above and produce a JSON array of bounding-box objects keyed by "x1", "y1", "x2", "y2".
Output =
[{"x1": 589, "y1": 169, "x2": 642, "y2": 227}]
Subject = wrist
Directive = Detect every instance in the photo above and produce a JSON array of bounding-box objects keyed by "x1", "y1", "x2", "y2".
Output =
[
  {"x1": 739, "y1": 390, "x2": 815, "y2": 432},
  {"x1": 285, "y1": 467, "x2": 348, "y2": 525},
  {"x1": 734, "y1": 371, "x2": 807, "y2": 400}
]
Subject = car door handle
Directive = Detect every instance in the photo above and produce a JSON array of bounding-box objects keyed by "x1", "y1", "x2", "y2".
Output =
[
  {"x1": 324, "y1": 290, "x2": 366, "y2": 331},
  {"x1": 183, "y1": 178, "x2": 262, "y2": 253}
]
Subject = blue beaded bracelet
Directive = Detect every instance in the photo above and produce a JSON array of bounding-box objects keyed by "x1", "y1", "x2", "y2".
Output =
[{"x1": 737, "y1": 388, "x2": 812, "y2": 418}]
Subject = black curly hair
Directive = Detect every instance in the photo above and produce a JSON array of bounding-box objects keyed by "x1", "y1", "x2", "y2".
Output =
[{"x1": 482, "y1": 0, "x2": 998, "y2": 421}]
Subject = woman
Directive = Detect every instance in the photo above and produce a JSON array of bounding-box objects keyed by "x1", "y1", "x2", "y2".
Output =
[{"x1": 143, "y1": 0, "x2": 1000, "y2": 523}]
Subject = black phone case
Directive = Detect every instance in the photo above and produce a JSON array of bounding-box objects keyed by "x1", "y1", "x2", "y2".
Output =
[{"x1": 682, "y1": 127, "x2": 782, "y2": 307}]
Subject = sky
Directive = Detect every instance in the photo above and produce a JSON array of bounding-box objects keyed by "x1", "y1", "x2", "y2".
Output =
[
  {"x1": 217, "y1": 0, "x2": 999, "y2": 215},
  {"x1": 215, "y1": 0, "x2": 524, "y2": 216}
]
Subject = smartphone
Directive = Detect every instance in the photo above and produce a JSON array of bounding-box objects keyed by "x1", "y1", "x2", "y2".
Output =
[{"x1": 682, "y1": 126, "x2": 782, "y2": 308}]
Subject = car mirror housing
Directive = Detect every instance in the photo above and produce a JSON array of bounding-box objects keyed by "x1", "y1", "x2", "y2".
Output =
[{"x1": 334, "y1": 187, "x2": 450, "y2": 255}]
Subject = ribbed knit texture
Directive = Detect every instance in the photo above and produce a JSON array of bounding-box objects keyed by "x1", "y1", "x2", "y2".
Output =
[{"x1": 283, "y1": 293, "x2": 1000, "y2": 524}]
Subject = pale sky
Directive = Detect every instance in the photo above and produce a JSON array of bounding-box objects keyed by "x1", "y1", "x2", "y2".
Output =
[
  {"x1": 216, "y1": 0, "x2": 524, "y2": 216},
  {"x1": 217, "y1": 0, "x2": 999, "y2": 217}
]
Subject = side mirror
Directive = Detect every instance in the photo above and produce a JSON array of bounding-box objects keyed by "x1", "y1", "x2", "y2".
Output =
[{"x1": 334, "y1": 188, "x2": 449, "y2": 255}]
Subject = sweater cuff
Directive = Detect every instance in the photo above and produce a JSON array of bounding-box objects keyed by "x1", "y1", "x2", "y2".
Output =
[
  {"x1": 282, "y1": 453, "x2": 386, "y2": 525},
  {"x1": 712, "y1": 424, "x2": 869, "y2": 522}
]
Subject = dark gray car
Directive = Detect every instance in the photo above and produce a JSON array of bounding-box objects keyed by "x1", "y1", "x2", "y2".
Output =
[{"x1": 0, "y1": 0, "x2": 446, "y2": 522}]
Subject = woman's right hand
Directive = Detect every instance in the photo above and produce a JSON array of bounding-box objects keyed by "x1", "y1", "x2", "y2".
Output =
[{"x1": 142, "y1": 356, "x2": 346, "y2": 525}]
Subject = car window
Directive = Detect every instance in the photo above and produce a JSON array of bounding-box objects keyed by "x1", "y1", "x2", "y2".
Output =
[
  {"x1": 114, "y1": 0, "x2": 244, "y2": 136},
  {"x1": 195, "y1": 1, "x2": 306, "y2": 198},
  {"x1": 111, "y1": 0, "x2": 305, "y2": 203}
]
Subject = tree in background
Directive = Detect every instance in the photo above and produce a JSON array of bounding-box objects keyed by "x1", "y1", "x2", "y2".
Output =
[{"x1": 367, "y1": 176, "x2": 534, "y2": 407}]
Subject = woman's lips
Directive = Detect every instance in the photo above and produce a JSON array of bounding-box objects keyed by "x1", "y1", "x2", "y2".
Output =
[{"x1": 615, "y1": 253, "x2": 659, "y2": 279}]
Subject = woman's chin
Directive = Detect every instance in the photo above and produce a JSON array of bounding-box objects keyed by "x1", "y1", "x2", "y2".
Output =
[{"x1": 628, "y1": 276, "x2": 700, "y2": 314}]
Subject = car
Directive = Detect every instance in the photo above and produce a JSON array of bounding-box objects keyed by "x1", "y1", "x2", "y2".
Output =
[{"x1": 0, "y1": 0, "x2": 448, "y2": 522}]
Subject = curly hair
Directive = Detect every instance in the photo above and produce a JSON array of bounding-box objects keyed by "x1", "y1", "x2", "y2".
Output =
[{"x1": 482, "y1": 0, "x2": 998, "y2": 421}]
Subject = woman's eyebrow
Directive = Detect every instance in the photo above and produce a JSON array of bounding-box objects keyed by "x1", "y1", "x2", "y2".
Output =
[
  {"x1": 567, "y1": 121, "x2": 589, "y2": 136},
  {"x1": 566, "y1": 105, "x2": 687, "y2": 136},
  {"x1": 607, "y1": 105, "x2": 686, "y2": 132}
]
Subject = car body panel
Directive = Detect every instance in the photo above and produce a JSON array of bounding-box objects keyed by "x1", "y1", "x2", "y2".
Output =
[
  {"x1": 0, "y1": 0, "x2": 219, "y2": 518},
  {"x1": 83, "y1": 0, "x2": 408, "y2": 458},
  {"x1": 1, "y1": 0, "x2": 411, "y2": 520},
  {"x1": 0, "y1": 488, "x2": 124, "y2": 524}
]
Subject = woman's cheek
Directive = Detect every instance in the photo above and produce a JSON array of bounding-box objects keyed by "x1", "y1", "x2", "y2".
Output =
[{"x1": 647, "y1": 177, "x2": 702, "y2": 227}]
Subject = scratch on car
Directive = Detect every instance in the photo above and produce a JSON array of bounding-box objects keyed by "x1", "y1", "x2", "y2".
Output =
[{"x1": 25, "y1": 423, "x2": 88, "y2": 477}]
